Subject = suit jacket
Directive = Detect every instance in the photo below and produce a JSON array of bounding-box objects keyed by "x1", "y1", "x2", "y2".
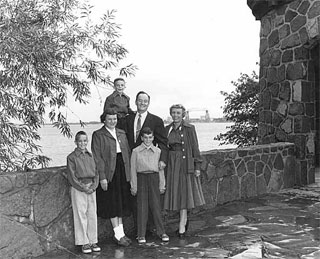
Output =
[
  {"x1": 91, "y1": 126, "x2": 131, "y2": 182},
  {"x1": 122, "y1": 112, "x2": 168, "y2": 163}
]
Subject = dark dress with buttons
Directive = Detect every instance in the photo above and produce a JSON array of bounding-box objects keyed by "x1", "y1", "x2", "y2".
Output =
[{"x1": 163, "y1": 121, "x2": 205, "y2": 211}]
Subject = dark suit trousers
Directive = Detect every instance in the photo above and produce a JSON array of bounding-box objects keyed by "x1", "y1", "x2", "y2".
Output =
[{"x1": 137, "y1": 173, "x2": 165, "y2": 238}]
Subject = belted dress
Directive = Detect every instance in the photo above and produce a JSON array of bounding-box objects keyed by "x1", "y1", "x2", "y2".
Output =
[{"x1": 163, "y1": 121, "x2": 205, "y2": 211}]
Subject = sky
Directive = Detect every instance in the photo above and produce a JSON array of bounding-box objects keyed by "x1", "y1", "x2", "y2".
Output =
[{"x1": 66, "y1": 0, "x2": 260, "y2": 122}]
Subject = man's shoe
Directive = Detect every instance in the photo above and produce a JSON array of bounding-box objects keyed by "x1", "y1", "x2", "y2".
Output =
[
  {"x1": 113, "y1": 236, "x2": 130, "y2": 247},
  {"x1": 82, "y1": 244, "x2": 92, "y2": 254},
  {"x1": 137, "y1": 237, "x2": 146, "y2": 244},
  {"x1": 123, "y1": 235, "x2": 132, "y2": 244},
  {"x1": 91, "y1": 243, "x2": 101, "y2": 252},
  {"x1": 160, "y1": 233, "x2": 169, "y2": 242}
]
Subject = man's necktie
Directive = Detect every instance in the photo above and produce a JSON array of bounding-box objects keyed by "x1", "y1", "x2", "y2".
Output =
[{"x1": 135, "y1": 114, "x2": 142, "y2": 142}]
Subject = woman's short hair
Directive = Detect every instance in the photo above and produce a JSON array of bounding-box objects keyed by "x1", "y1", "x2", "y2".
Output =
[
  {"x1": 169, "y1": 104, "x2": 186, "y2": 117},
  {"x1": 100, "y1": 108, "x2": 117, "y2": 123}
]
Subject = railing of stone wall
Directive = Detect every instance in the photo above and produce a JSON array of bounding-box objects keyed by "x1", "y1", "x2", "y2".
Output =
[{"x1": 0, "y1": 142, "x2": 298, "y2": 258}]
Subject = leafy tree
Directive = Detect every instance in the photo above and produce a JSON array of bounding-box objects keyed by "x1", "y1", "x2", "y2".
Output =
[
  {"x1": 0, "y1": 0, "x2": 137, "y2": 173},
  {"x1": 214, "y1": 71, "x2": 259, "y2": 147}
]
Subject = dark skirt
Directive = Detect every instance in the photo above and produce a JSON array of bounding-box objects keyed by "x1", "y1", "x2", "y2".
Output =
[
  {"x1": 164, "y1": 150, "x2": 205, "y2": 211},
  {"x1": 96, "y1": 153, "x2": 132, "y2": 219}
]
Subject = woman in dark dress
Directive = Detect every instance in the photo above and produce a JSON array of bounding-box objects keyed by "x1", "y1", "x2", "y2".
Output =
[
  {"x1": 91, "y1": 108, "x2": 132, "y2": 246},
  {"x1": 163, "y1": 104, "x2": 205, "y2": 238}
]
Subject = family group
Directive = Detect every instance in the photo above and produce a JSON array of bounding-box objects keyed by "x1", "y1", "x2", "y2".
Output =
[{"x1": 66, "y1": 78, "x2": 206, "y2": 254}]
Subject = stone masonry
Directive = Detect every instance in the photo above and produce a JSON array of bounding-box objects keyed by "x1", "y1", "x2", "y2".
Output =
[
  {"x1": 248, "y1": 0, "x2": 320, "y2": 185},
  {"x1": 0, "y1": 143, "x2": 298, "y2": 258}
]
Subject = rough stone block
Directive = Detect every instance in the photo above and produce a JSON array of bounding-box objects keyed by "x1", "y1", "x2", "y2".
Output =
[
  {"x1": 308, "y1": 1, "x2": 320, "y2": 19},
  {"x1": 267, "y1": 170, "x2": 283, "y2": 192},
  {"x1": 277, "y1": 101, "x2": 288, "y2": 116},
  {"x1": 285, "y1": 9, "x2": 298, "y2": 22},
  {"x1": 286, "y1": 62, "x2": 307, "y2": 80},
  {"x1": 260, "y1": 38, "x2": 268, "y2": 55},
  {"x1": 299, "y1": 27, "x2": 309, "y2": 45},
  {"x1": 261, "y1": 50, "x2": 271, "y2": 66},
  {"x1": 282, "y1": 49, "x2": 293, "y2": 62},
  {"x1": 268, "y1": 30, "x2": 280, "y2": 48},
  {"x1": 16, "y1": 173, "x2": 26, "y2": 188},
  {"x1": 278, "y1": 64, "x2": 286, "y2": 82},
  {"x1": 202, "y1": 178, "x2": 218, "y2": 206},
  {"x1": 237, "y1": 161, "x2": 247, "y2": 177},
  {"x1": 301, "y1": 81, "x2": 313, "y2": 102},
  {"x1": 289, "y1": 102, "x2": 304, "y2": 115},
  {"x1": 306, "y1": 17, "x2": 319, "y2": 38},
  {"x1": 209, "y1": 152, "x2": 225, "y2": 166},
  {"x1": 275, "y1": 129, "x2": 287, "y2": 141},
  {"x1": 297, "y1": 1, "x2": 310, "y2": 15},
  {"x1": 0, "y1": 176, "x2": 14, "y2": 194},
  {"x1": 271, "y1": 98, "x2": 280, "y2": 111},
  {"x1": 289, "y1": 1, "x2": 300, "y2": 10},
  {"x1": 206, "y1": 163, "x2": 216, "y2": 181},
  {"x1": 281, "y1": 118, "x2": 293, "y2": 133},
  {"x1": 0, "y1": 188, "x2": 32, "y2": 217},
  {"x1": 238, "y1": 150, "x2": 248, "y2": 157},
  {"x1": 261, "y1": 17, "x2": 271, "y2": 37},
  {"x1": 294, "y1": 116, "x2": 311, "y2": 133},
  {"x1": 281, "y1": 33, "x2": 301, "y2": 49},
  {"x1": 292, "y1": 80, "x2": 302, "y2": 101},
  {"x1": 262, "y1": 90, "x2": 271, "y2": 109},
  {"x1": 240, "y1": 173, "x2": 256, "y2": 199},
  {"x1": 267, "y1": 67, "x2": 278, "y2": 84},
  {"x1": 256, "y1": 161, "x2": 264, "y2": 176},
  {"x1": 283, "y1": 156, "x2": 297, "y2": 187},
  {"x1": 279, "y1": 81, "x2": 291, "y2": 101},
  {"x1": 270, "y1": 83, "x2": 280, "y2": 97},
  {"x1": 270, "y1": 50, "x2": 281, "y2": 66},
  {"x1": 27, "y1": 171, "x2": 51, "y2": 185},
  {"x1": 290, "y1": 15, "x2": 307, "y2": 32},
  {"x1": 217, "y1": 175, "x2": 239, "y2": 204},
  {"x1": 247, "y1": 161, "x2": 255, "y2": 173},
  {"x1": 273, "y1": 112, "x2": 284, "y2": 127},
  {"x1": 0, "y1": 217, "x2": 44, "y2": 258},
  {"x1": 34, "y1": 174, "x2": 71, "y2": 227},
  {"x1": 274, "y1": 153, "x2": 285, "y2": 170},
  {"x1": 256, "y1": 175, "x2": 267, "y2": 195},
  {"x1": 294, "y1": 46, "x2": 309, "y2": 60},
  {"x1": 300, "y1": 160, "x2": 308, "y2": 185},
  {"x1": 38, "y1": 208, "x2": 74, "y2": 252},
  {"x1": 216, "y1": 160, "x2": 235, "y2": 178},
  {"x1": 307, "y1": 167, "x2": 315, "y2": 184},
  {"x1": 264, "y1": 164, "x2": 272, "y2": 185}
]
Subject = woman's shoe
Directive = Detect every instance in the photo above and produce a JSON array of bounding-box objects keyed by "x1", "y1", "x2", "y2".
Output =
[
  {"x1": 176, "y1": 220, "x2": 189, "y2": 236},
  {"x1": 113, "y1": 236, "x2": 130, "y2": 247}
]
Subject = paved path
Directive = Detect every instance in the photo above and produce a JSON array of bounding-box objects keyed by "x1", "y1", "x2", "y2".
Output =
[{"x1": 37, "y1": 175, "x2": 320, "y2": 259}]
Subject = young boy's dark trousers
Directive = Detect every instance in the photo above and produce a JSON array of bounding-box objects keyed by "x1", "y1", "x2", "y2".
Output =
[{"x1": 137, "y1": 172, "x2": 165, "y2": 238}]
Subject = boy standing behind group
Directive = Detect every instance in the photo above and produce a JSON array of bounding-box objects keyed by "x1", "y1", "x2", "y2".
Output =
[
  {"x1": 103, "y1": 78, "x2": 133, "y2": 120},
  {"x1": 67, "y1": 131, "x2": 100, "y2": 254},
  {"x1": 130, "y1": 127, "x2": 169, "y2": 244}
]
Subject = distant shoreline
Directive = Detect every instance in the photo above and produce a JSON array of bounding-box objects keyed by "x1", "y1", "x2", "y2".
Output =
[{"x1": 44, "y1": 120, "x2": 230, "y2": 126}]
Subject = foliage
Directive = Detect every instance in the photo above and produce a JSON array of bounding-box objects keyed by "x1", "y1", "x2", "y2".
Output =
[
  {"x1": 214, "y1": 71, "x2": 259, "y2": 147},
  {"x1": 0, "y1": 0, "x2": 137, "y2": 173}
]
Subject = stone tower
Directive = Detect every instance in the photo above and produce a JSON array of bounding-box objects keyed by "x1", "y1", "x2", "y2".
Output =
[{"x1": 247, "y1": 0, "x2": 320, "y2": 185}]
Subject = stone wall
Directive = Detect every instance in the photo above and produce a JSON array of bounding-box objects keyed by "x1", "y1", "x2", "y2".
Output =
[
  {"x1": 0, "y1": 143, "x2": 298, "y2": 258},
  {"x1": 248, "y1": 0, "x2": 320, "y2": 184}
]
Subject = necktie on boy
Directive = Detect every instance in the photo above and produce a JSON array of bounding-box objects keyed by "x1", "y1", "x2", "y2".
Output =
[{"x1": 135, "y1": 113, "x2": 142, "y2": 142}]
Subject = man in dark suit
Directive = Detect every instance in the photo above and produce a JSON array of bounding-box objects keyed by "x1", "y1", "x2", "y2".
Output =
[
  {"x1": 123, "y1": 91, "x2": 168, "y2": 167},
  {"x1": 122, "y1": 91, "x2": 168, "y2": 237}
]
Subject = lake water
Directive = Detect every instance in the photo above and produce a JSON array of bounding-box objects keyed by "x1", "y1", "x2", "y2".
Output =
[{"x1": 38, "y1": 122, "x2": 235, "y2": 167}]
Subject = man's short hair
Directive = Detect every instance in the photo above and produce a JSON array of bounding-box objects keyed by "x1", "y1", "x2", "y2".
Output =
[
  {"x1": 140, "y1": 127, "x2": 153, "y2": 136},
  {"x1": 135, "y1": 91, "x2": 150, "y2": 101},
  {"x1": 114, "y1": 77, "x2": 125, "y2": 84},
  {"x1": 75, "y1": 131, "x2": 87, "y2": 141}
]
